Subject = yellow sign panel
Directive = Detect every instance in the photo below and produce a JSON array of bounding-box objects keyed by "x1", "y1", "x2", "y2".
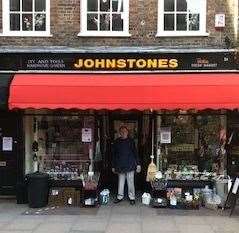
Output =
[{"x1": 74, "y1": 58, "x2": 178, "y2": 69}]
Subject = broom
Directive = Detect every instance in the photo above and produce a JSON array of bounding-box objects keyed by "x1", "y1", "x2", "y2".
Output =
[{"x1": 146, "y1": 116, "x2": 157, "y2": 182}]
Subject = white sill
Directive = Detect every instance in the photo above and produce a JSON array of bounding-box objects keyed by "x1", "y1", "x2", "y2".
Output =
[
  {"x1": 0, "y1": 33, "x2": 53, "y2": 37},
  {"x1": 78, "y1": 32, "x2": 131, "y2": 37},
  {"x1": 156, "y1": 32, "x2": 209, "y2": 37}
]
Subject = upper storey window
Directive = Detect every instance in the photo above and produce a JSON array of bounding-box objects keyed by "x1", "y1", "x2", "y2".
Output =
[
  {"x1": 157, "y1": 0, "x2": 208, "y2": 37},
  {"x1": 2, "y1": 0, "x2": 50, "y2": 36},
  {"x1": 79, "y1": 0, "x2": 130, "y2": 37}
]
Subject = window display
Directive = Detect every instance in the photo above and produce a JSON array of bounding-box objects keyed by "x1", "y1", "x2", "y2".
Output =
[
  {"x1": 36, "y1": 115, "x2": 95, "y2": 180},
  {"x1": 159, "y1": 114, "x2": 224, "y2": 174}
]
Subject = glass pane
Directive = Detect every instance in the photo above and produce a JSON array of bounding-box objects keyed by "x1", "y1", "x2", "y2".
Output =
[
  {"x1": 164, "y1": 14, "x2": 174, "y2": 30},
  {"x1": 164, "y1": 0, "x2": 174, "y2": 11},
  {"x1": 35, "y1": 13, "x2": 46, "y2": 31},
  {"x1": 177, "y1": 0, "x2": 187, "y2": 11},
  {"x1": 22, "y1": 0, "x2": 33, "y2": 11},
  {"x1": 22, "y1": 14, "x2": 33, "y2": 30},
  {"x1": 112, "y1": 0, "x2": 123, "y2": 12},
  {"x1": 189, "y1": 14, "x2": 199, "y2": 31},
  {"x1": 112, "y1": 14, "x2": 123, "y2": 31},
  {"x1": 100, "y1": 0, "x2": 110, "y2": 12},
  {"x1": 87, "y1": 14, "x2": 98, "y2": 30},
  {"x1": 176, "y1": 14, "x2": 187, "y2": 30},
  {"x1": 35, "y1": 0, "x2": 46, "y2": 11},
  {"x1": 188, "y1": 0, "x2": 201, "y2": 14},
  {"x1": 100, "y1": 14, "x2": 111, "y2": 30},
  {"x1": 10, "y1": 0, "x2": 20, "y2": 11},
  {"x1": 87, "y1": 0, "x2": 98, "y2": 11},
  {"x1": 10, "y1": 13, "x2": 20, "y2": 30}
]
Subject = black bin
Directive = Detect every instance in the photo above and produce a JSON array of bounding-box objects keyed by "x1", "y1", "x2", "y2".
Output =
[{"x1": 26, "y1": 172, "x2": 49, "y2": 208}]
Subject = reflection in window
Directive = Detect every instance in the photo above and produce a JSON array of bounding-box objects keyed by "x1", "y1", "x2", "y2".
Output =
[
  {"x1": 22, "y1": 0, "x2": 32, "y2": 11},
  {"x1": 85, "y1": 0, "x2": 126, "y2": 32},
  {"x1": 35, "y1": 0, "x2": 46, "y2": 11},
  {"x1": 164, "y1": 14, "x2": 174, "y2": 31},
  {"x1": 10, "y1": 13, "x2": 20, "y2": 30},
  {"x1": 10, "y1": 0, "x2": 20, "y2": 11},
  {"x1": 176, "y1": 14, "x2": 187, "y2": 31},
  {"x1": 22, "y1": 14, "x2": 33, "y2": 31},
  {"x1": 100, "y1": 14, "x2": 111, "y2": 31},
  {"x1": 112, "y1": 14, "x2": 123, "y2": 31},
  {"x1": 35, "y1": 14, "x2": 46, "y2": 31},
  {"x1": 87, "y1": 14, "x2": 98, "y2": 31},
  {"x1": 162, "y1": 0, "x2": 203, "y2": 33},
  {"x1": 176, "y1": 0, "x2": 187, "y2": 11},
  {"x1": 189, "y1": 14, "x2": 200, "y2": 31},
  {"x1": 164, "y1": 0, "x2": 174, "y2": 11},
  {"x1": 9, "y1": 0, "x2": 47, "y2": 32}
]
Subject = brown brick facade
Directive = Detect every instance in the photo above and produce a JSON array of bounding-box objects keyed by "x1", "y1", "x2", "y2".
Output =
[{"x1": 0, "y1": 0, "x2": 237, "y2": 48}]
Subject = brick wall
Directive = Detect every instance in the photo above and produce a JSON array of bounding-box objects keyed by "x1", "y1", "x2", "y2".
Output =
[{"x1": 0, "y1": 0, "x2": 236, "y2": 48}]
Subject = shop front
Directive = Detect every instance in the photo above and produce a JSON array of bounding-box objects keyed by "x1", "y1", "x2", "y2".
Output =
[{"x1": 1, "y1": 48, "x2": 239, "y2": 208}]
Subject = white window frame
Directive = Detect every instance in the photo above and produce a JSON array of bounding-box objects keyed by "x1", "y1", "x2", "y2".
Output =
[
  {"x1": 1, "y1": 0, "x2": 51, "y2": 37},
  {"x1": 156, "y1": 0, "x2": 209, "y2": 37},
  {"x1": 78, "y1": 0, "x2": 130, "y2": 37}
]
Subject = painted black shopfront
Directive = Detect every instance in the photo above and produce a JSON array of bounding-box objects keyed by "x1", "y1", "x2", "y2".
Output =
[{"x1": 0, "y1": 48, "x2": 238, "y2": 197}]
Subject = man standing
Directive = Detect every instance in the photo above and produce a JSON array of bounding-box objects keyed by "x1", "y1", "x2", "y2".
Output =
[{"x1": 112, "y1": 126, "x2": 141, "y2": 205}]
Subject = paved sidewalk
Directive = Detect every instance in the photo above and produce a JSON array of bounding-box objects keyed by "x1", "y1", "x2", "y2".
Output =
[{"x1": 0, "y1": 199, "x2": 238, "y2": 233}]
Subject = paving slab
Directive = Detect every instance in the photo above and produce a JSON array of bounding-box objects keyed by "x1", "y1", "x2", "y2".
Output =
[
  {"x1": 106, "y1": 222, "x2": 141, "y2": 233},
  {"x1": 3, "y1": 219, "x2": 43, "y2": 231},
  {"x1": 177, "y1": 224, "x2": 214, "y2": 233},
  {"x1": 71, "y1": 220, "x2": 108, "y2": 232},
  {"x1": 33, "y1": 222, "x2": 72, "y2": 233}
]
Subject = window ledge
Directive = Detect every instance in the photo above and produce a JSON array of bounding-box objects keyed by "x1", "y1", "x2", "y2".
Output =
[
  {"x1": 0, "y1": 33, "x2": 53, "y2": 37},
  {"x1": 156, "y1": 32, "x2": 209, "y2": 37},
  {"x1": 78, "y1": 32, "x2": 131, "y2": 37}
]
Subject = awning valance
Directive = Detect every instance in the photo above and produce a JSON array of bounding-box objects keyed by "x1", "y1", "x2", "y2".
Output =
[{"x1": 8, "y1": 73, "x2": 239, "y2": 110}]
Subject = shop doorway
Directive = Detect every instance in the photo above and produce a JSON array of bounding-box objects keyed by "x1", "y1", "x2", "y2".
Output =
[
  {"x1": 105, "y1": 112, "x2": 145, "y2": 192},
  {"x1": 0, "y1": 113, "x2": 22, "y2": 195}
]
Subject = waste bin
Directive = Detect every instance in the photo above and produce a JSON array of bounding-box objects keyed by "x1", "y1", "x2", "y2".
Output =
[{"x1": 26, "y1": 172, "x2": 49, "y2": 208}]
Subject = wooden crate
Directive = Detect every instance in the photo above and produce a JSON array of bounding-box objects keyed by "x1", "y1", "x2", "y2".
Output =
[
  {"x1": 63, "y1": 187, "x2": 76, "y2": 206},
  {"x1": 48, "y1": 187, "x2": 65, "y2": 206}
]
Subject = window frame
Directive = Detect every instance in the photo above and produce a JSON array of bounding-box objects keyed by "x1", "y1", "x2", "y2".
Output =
[
  {"x1": 1, "y1": 0, "x2": 51, "y2": 37},
  {"x1": 156, "y1": 0, "x2": 209, "y2": 37},
  {"x1": 78, "y1": 0, "x2": 130, "y2": 37}
]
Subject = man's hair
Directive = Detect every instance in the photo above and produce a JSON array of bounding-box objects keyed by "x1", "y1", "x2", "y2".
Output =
[{"x1": 119, "y1": 126, "x2": 129, "y2": 132}]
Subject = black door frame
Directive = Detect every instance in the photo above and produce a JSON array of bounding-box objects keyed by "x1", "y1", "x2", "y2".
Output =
[{"x1": 0, "y1": 110, "x2": 24, "y2": 195}]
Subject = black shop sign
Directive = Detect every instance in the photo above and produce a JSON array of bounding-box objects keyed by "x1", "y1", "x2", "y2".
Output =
[{"x1": 0, "y1": 51, "x2": 235, "y2": 71}]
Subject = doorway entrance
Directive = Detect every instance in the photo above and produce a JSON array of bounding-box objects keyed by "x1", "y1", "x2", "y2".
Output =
[
  {"x1": 0, "y1": 113, "x2": 23, "y2": 195},
  {"x1": 105, "y1": 112, "x2": 145, "y2": 192}
]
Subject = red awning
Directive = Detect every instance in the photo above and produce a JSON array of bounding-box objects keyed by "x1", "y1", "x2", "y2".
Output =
[{"x1": 8, "y1": 73, "x2": 239, "y2": 110}]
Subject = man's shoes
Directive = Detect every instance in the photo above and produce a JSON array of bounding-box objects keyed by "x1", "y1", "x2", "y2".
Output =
[
  {"x1": 130, "y1": 200, "x2": 135, "y2": 205},
  {"x1": 114, "y1": 198, "x2": 123, "y2": 204}
]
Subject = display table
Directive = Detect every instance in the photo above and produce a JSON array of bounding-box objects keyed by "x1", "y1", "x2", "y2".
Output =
[
  {"x1": 150, "y1": 179, "x2": 215, "y2": 209},
  {"x1": 166, "y1": 179, "x2": 214, "y2": 189}
]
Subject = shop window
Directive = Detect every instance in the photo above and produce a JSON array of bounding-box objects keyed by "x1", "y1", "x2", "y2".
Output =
[
  {"x1": 78, "y1": 0, "x2": 130, "y2": 37},
  {"x1": 157, "y1": 0, "x2": 208, "y2": 37},
  {"x1": 160, "y1": 114, "x2": 225, "y2": 175},
  {"x1": 1, "y1": 0, "x2": 51, "y2": 37},
  {"x1": 34, "y1": 115, "x2": 96, "y2": 179}
]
